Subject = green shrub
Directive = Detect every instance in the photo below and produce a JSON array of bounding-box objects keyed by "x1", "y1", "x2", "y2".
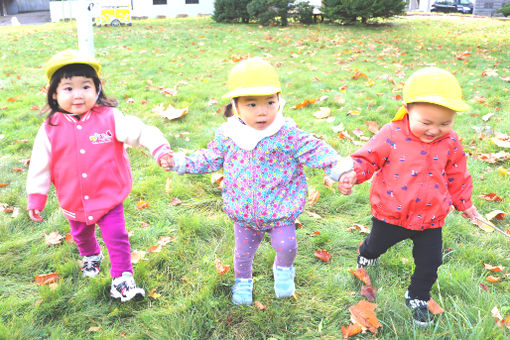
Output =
[
  {"x1": 322, "y1": 0, "x2": 406, "y2": 24},
  {"x1": 497, "y1": 3, "x2": 510, "y2": 17},
  {"x1": 247, "y1": 0, "x2": 295, "y2": 26},
  {"x1": 293, "y1": 1, "x2": 316, "y2": 24},
  {"x1": 212, "y1": 0, "x2": 251, "y2": 23}
]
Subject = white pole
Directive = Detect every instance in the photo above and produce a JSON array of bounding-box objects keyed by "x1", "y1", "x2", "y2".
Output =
[{"x1": 76, "y1": 0, "x2": 95, "y2": 58}]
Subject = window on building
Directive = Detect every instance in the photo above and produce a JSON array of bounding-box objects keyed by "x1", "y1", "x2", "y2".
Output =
[
  {"x1": 153, "y1": 0, "x2": 167, "y2": 5},
  {"x1": 185, "y1": 0, "x2": 199, "y2": 4}
]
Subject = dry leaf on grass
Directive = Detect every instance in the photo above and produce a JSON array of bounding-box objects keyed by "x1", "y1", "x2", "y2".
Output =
[
  {"x1": 484, "y1": 263, "x2": 505, "y2": 272},
  {"x1": 45, "y1": 232, "x2": 63, "y2": 246},
  {"x1": 314, "y1": 249, "x2": 331, "y2": 263},
  {"x1": 428, "y1": 298, "x2": 444, "y2": 315},
  {"x1": 349, "y1": 268, "x2": 372, "y2": 286},
  {"x1": 215, "y1": 258, "x2": 231, "y2": 275},
  {"x1": 348, "y1": 300, "x2": 381, "y2": 334},
  {"x1": 360, "y1": 285, "x2": 376, "y2": 302},
  {"x1": 486, "y1": 210, "x2": 506, "y2": 221},
  {"x1": 254, "y1": 301, "x2": 266, "y2": 310},
  {"x1": 35, "y1": 272, "x2": 59, "y2": 285},
  {"x1": 131, "y1": 250, "x2": 146, "y2": 264}
]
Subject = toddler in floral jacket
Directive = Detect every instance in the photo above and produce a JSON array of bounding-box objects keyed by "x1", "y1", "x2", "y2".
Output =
[{"x1": 165, "y1": 58, "x2": 353, "y2": 305}]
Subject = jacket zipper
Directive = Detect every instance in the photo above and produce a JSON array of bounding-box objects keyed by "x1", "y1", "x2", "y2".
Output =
[{"x1": 250, "y1": 149, "x2": 260, "y2": 228}]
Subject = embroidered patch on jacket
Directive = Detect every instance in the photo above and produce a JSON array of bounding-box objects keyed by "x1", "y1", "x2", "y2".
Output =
[{"x1": 89, "y1": 130, "x2": 113, "y2": 144}]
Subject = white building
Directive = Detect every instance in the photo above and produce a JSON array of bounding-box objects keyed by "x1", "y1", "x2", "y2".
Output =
[{"x1": 50, "y1": 0, "x2": 215, "y2": 23}]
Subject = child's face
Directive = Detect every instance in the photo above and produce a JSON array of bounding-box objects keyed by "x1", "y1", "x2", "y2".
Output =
[
  {"x1": 407, "y1": 102, "x2": 455, "y2": 143},
  {"x1": 53, "y1": 76, "x2": 97, "y2": 116},
  {"x1": 236, "y1": 94, "x2": 279, "y2": 130}
]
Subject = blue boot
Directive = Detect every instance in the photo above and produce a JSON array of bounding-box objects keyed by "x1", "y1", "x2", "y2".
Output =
[
  {"x1": 232, "y1": 278, "x2": 253, "y2": 305},
  {"x1": 273, "y1": 264, "x2": 295, "y2": 298}
]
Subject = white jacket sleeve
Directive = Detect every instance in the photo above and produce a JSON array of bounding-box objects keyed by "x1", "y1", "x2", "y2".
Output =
[
  {"x1": 113, "y1": 109, "x2": 171, "y2": 162},
  {"x1": 26, "y1": 124, "x2": 52, "y2": 210}
]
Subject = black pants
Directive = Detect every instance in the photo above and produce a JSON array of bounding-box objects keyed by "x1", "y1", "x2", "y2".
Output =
[{"x1": 359, "y1": 217, "x2": 443, "y2": 301}]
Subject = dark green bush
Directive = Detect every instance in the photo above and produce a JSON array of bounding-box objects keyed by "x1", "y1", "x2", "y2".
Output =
[
  {"x1": 322, "y1": 0, "x2": 406, "y2": 24},
  {"x1": 247, "y1": 0, "x2": 295, "y2": 26},
  {"x1": 497, "y1": 3, "x2": 510, "y2": 17},
  {"x1": 293, "y1": 1, "x2": 316, "y2": 24},
  {"x1": 212, "y1": 0, "x2": 251, "y2": 23}
]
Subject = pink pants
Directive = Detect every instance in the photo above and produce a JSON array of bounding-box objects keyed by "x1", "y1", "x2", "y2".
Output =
[
  {"x1": 234, "y1": 223, "x2": 298, "y2": 279},
  {"x1": 68, "y1": 203, "x2": 132, "y2": 278}
]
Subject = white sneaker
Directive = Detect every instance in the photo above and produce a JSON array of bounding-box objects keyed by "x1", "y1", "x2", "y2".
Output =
[
  {"x1": 82, "y1": 253, "x2": 104, "y2": 278},
  {"x1": 110, "y1": 272, "x2": 145, "y2": 302}
]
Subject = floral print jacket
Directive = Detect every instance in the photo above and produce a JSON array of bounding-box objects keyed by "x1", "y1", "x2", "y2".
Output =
[{"x1": 173, "y1": 118, "x2": 353, "y2": 230}]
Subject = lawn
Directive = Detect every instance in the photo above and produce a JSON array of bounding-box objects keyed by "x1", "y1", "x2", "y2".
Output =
[{"x1": 0, "y1": 14, "x2": 509, "y2": 339}]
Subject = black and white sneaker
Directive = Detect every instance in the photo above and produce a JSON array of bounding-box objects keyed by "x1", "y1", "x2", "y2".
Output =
[
  {"x1": 82, "y1": 253, "x2": 104, "y2": 277},
  {"x1": 356, "y1": 255, "x2": 378, "y2": 269},
  {"x1": 110, "y1": 272, "x2": 145, "y2": 302},
  {"x1": 405, "y1": 291, "x2": 434, "y2": 326}
]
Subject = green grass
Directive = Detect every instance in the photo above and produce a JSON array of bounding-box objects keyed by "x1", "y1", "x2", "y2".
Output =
[{"x1": 1, "y1": 15, "x2": 509, "y2": 339}]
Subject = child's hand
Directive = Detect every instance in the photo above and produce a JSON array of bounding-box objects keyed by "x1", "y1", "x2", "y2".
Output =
[
  {"x1": 29, "y1": 209, "x2": 43, "y2": 222},
  {"x1": 159, "y1": 153, "x2": 174, "y2": 171},
  {"x1": 461, "y1": 205, "x2": 479, "y2": 222},
  {"x1": 338, "y1": 170, "x2": 357, "y2": 195}
]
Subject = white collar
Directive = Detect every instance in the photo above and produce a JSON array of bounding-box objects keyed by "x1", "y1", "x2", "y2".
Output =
[{"x1": 222, "y1": 98, "x2": 286, "y2": 150}]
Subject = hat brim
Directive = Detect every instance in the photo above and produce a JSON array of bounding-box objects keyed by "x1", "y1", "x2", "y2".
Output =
[
  {"x1": 406, "y1": 95, "x2": 469, "y2": 112},
  {"x1": 46, "y1": 60, "x2": 101, "y2": 82},
  {"x1": 222, "y1": 86, "x2": 281, "y2": 99}
]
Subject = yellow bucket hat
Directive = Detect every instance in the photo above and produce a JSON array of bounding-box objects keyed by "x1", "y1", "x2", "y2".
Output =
[
  {"x1": 392, "y1": 67, "x2": 469, "y2": 121},
  {"x1": 222, "y1": 57, "x2": 281, "y2": 99},
  {"x1": 45, "y1": 49, "x2": 100, "y2": 82}
]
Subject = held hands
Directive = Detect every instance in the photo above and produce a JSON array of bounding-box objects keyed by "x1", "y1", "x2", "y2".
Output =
[
  {"x1": 461, "y1": 205, "x2": 479, "y2": 222},
  {"x1": 338, "y1": 170, "x2": 357, "y2": 195},
  {"x1": 29, "y1": 209, "x2": 43, "y2": 222},
  {"x1": 159, "y1": 153, "x2": 175, "y2": 171}
]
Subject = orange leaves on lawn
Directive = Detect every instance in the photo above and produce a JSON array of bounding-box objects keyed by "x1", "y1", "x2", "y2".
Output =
[
  {"x1": 486, "y1": 210, "x2": 506, "y2": 221},
  {"x1": 477, "y1": 193, "x2": 504, "y2": 202},
  {"x1": 428, "y1": 298, "x2": 444, "y2": 315},
  {"x1": 45, "y1": 232, "x2": 63, "y2": 246},
  {"x1": 454, "y1": 51, "x2": 471, "y2": 60},
  {"x1": 492, "y1": 306, "x2": 510, "y2": 329},
  {"x1": 292, "y1": 98, "x2": 319, "y2": 109},
  {"x1": 472, "y1": 151, "x2": 510, "y2": 164},
  {"x1": 473, "y1": 95, "x2": 487, "y2": 104},
  {"x1": 347, "y1": 223, "x2": 370, "y2": 234},
  {"x1": 169, "y1": 197, "x2": 182, "y2": 206},
  {"x1": 211, "y1": 173, "x2": 224, "y2": 189},
  {"x1": 351, "y1": 71, "x2": 368, "y2": 80},
  {"x1": 486, "y1": 275, "x2": 501, "y2": 283},
  {"x1": 147, "y1": 236, "x2": 176, "y2": 253},
  {"x1": 364, "y1": 121, "x2": 379, "y2": 135},
  {"x1": 6, "y1": 96, "x2": 19, "y2": 102},
  {"x1": 342, "y1": 300, "x2": 381, "y2": 337},
  {"x1": 350, "y1": 268, "x2": 372, "y2": 286},
  {"x1": 148, "y1": 288, "x2": 162, "y2": 299},
  {"x1": 254, "y1": 301, "x2": 266, "y2": 310},
  {"x1": 360, "y1": 285, "x2": 376, "y2": 302},
  {"x1": 35, "y1": 272, "x2": 59, "y2": 285},
  {"x1": 148, "y1": 245, "x2": 162, "y2": 253},
  {"x1": 154, "y1": 103, "x2": 188, "y2": 121},
  {"x1": 484, "y1": 263, "x2": 504, "y2": 272},
  {"x1": 65, "y1": 233, "x2": 74, "y2": 244},
  {"x1": 307, "y1": 188, "x2": 320, "y2": 206},
  {"x1": 314, "y1": 249, "x2": 331, "y2": 263},
  {"x1": 131, "y1": 250, "x2": 147, "y2": 264},
  {"x1": 136, "y1": 200, "x2": 149, "y2": 210},
  {"x1": 215, "y1": 257, "x2": 231, "y2": 275},
  {"x1": 491, "y1": 134, "x2": 510, "y2": 149},
  {"x1": 0, "y1": 183, "x2": 8, "y2": 187}
]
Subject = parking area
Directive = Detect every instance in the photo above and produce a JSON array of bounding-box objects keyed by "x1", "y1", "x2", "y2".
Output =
[{"x1": 0, "y1": 11, "x2": 50, "y2": 26}]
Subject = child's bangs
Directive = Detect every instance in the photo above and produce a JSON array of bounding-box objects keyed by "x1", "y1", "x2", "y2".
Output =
[{"x1": 56, "y1": 63, "x2": 98, "y2": 81}]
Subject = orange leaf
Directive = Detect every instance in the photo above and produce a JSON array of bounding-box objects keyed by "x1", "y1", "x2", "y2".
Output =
[
  {"x1": 454, "y1": 51, "x2": 471, "y2": 60},
  {"x1": 12, "y1": 168, "x2": 23, "y2": 172},
  {"x1": 6, "y1": 96, "x2": 19, "y2": 102},
  {"x1": 158, "y1": 236, "x2": 176, "y2": 246},
  {"x1": 484, "y1": 263, "x2": 504, "y2": 272},
  {"x1": 486, "y1": 210, "x2": 506, "y2": 221},
  {"x1": 45, "y1": 232, "x2": 63, "y2": 245},
  {"x1": 295, "y1": 219, "x2": 303, "y2": 228},
  {"x1": 347, "y1": 224, "x2": 370, "y2": 234},
  {"x1": 35, "y1": 272, "x2": 59, "y2": 285},
  {"x1": 349, "y1": 268, "x2": 372, "y2": 286},
  {"x1": 64, "y1": 233, "x2": 74, "y2": 244},
  {"x1": 307, "y1": 188, "x2": 320, "y2": 205},
  {"x1": 341, "y1": 323, "x2": 362, "y2": 338},
  {"x1": 352, "y1": 71, "x2": 368, "y2": 80},
  {"x1": 392, "y1": 94, "x2": 403, "y2": 101},
  {"x1": 148, "y1": 288, "x2": 161, "y2": 299},
  {"x1": 314, "y1": 249, "x2": 331, "y2": 262},
  {"x1": 254, "y1": 301, "x2": 266, "y2": 310},
  {"x1": 349, "y1": 300, "x2": 381, "y2": 334},
  {"x1": 361, "y1": 285, "x2": 376, "y2": 302},
  {"x1": 477, "y1": 193, "x2": 504, "y2": 202},
  {"x1": 30, "y1": 105, "x2": 40, "y2": 111},
  {"x1": 148, "y1": 244, "x2": 162, "y2": 253},
  {"x1": 215, "y1": 258, "x2": 231, "y2": 275},
  {"x1": 169, "y1": 197, "x2": 182, "y2": 206},
  {"x1": 0, "y1": 183, "x2": 8, "y2": 187},
  {"x1": 136, "y1": 200, "x2": 149, "y2": 210},
  {"x1": 428, "y1": 298, "x2": 444, "y2": 315},
  {"x1": 486, "y1": 275, "x2": 501, "y2": 283},
  {"x1": 473, "y1": 95, "x2": 487, "y2": 103},
  {"x1": 365, "y1": 121, "x2": 380, "y2": 134},
  {"x1": 131, "y1": 250, "x2": 146, "y2": 264}
]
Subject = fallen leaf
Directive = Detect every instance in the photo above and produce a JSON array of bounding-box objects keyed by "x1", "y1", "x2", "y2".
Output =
[
  {"x1": 136, "y1": 200, "x2": 149, "y2": 210},
  {"x1": 481, "y1": 69, "x2": 498, "y2": 77},
  {"x1": 323, "y1": 176, "x2": 335, "y2": 189},
  {"x1": 295, "y1": 219, "x2": 303, "y2": 228},
  {"x1": 473, "y1": 95, "x2": 487, "y2": 103},
  {"x1": 169, "y1": 197, "x2": 182, "y2": 206},
  {"x1": 158, "y1": 236, "x2": 176, "y2": 246},
  {"x1": 0, "y1": 183, "x2": 8, "y2": 187},
  {"x1": 131, "y1": 250, "x2": 146, "y2": 264},
  {"x1": 352, "y1": 71, "x2": 368, "y2": 80},
  {"x1": 481, "y1": 112, "x2": 495, "y2": 121},
  {"x1": 254, "y1": 301, "x2": 266, "y2": 310},
  {"x1": 486, "y1": 210, "x2": 506, "y2": 221},
  {"x1": 428, "y1": 298, "x2": 444, "y2": 315},
  {"x1": 148, "y1": 288, "x2": 161, "y2": 299},
  {"x1": 497, "y1": 167, "x2": 508, "y2": 176},
  {"x1": 148, "y1": 245, "x2": 162, "y2": 253},
  {"x1": 491, "y1": 137, "x2": 510, "y2": 149},
  {"x1": 35, "y1": 272, "x2": 59, "y2": 285},
  {"x1": 472, "y1": 218, "x2": 494, "y2": 233},
  {"x1": 349, "y1": 300, "x2": 381, "y2": 334},
  {"x1": 347, "y1": 224, "x2": 370, "y2": 234},
  {"x1": 341, "y1": 323, "x2": 362, "y2": 339},
  {"x1": 307, "y1": 188, "x2": 320, "y2": 205},
  {"x1": 313, "y1": 107, "x2": 331, "y2": 119},
  {"x1": 65, "y1": 233, "x2": 74, "y2": 244},
  {"x1": 88, "y1": 326, "x2": 101, "y2": 332},
  {"x1": 347, "y1": 109, "x2": 360, "y2": 116},
  {"x1": 480, "y1": 283, "x2": 488, "y2": 291},
  {"x1": 45, "y1": 232, "x2": 63, "y2": 245},
  {"x1": 484, "y1": 264, "x2": 504, "y2": 272},
  {"x1": 477, "y1": 193, "x2": 504, "y2": 202},
  {"x1": 314, "y1": 249, "x2": 331, "y2": 262},
  {"x1": 306, "y1": 211, "x2": 322, "y2": 219},
  {"x1": 211, "y1": 173, "x2": 224, "y2": 188},
  {"x1": 365, "y1": 121, "x2": 380, "y2": 134},
  {"x1": 6, "y1": 96, "x2": 19, "y2": 102},
  {"x1": 12, "y1": 168, "x2": 23, "y2": 172},
  {"x1": 215, "y1": 258, "x2": 231, "y2": 275},
  {"x1": 153, "y1": 104, "x2": 188, "y2": 120},
  {"x1": 486, "y1": 275, "x2": 501, "y2": 283},
  {"x1": 350, "y1": 268, "x2": 372, "y2": 286},
  {"x1": 360, "y1": 285, "x2": 376, "y2": 302}
]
